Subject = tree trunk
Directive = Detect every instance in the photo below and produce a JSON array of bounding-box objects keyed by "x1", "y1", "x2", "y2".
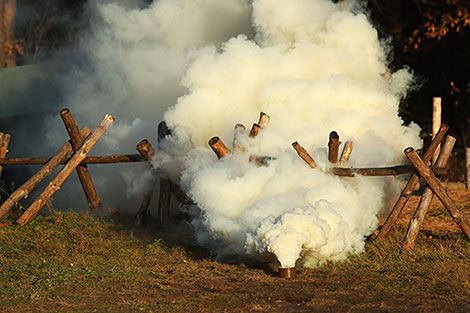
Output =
[
  {"x1": 0, "y1": 0, "x2": 17, "y2": 67},
  {"x1": 466, "y1": 147, "x2": 470, "y2": 190}
]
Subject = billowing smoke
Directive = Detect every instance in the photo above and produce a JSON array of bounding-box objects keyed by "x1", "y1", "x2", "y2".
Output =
[
  {"x1": 152, "y1": 0, "x2": 422, "y2": 268},
  {"x1": 35, "y1": 0, "x2": 253, "y2": 209},
  {"x1": 6, "y1": 0, "x2": 422, "y2": 267}
]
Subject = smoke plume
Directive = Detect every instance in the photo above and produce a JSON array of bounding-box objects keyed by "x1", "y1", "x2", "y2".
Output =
[
  {"x1": 154, "y1": 0, "x2": 421, "y2": 267},
  {"x1": 5, "y1": 0, "x2": 421, "y2": 268}
]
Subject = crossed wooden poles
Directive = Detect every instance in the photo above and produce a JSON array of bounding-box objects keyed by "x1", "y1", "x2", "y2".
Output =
[
  {"x1": 0, "y1": 110, "x2": 119, "y2": 225},
  {"x1": 372, "y1": 124, "x2": 470, "y2": 250}
]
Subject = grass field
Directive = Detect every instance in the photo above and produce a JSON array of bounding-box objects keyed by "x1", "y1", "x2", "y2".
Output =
[{"x1": 1, "y1": 196, "x2": 470, "y2": 312}]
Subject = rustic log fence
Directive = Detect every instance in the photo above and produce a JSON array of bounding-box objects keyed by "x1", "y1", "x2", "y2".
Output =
[
  {"x1": 2, "y1": 105, "x2": 467, "y2": 251},
  {"x1": 0, "y1": 109, "x2": 150, "y2": 225}
]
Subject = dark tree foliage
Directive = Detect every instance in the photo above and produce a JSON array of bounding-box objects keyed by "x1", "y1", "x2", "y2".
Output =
[{"x1": 367, "y1": 0, "x2": 470, "y2": 149}]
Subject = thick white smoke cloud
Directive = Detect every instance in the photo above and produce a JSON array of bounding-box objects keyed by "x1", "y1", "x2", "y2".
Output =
[
  {"x1": 31, "y1": 0, "x2": 422, "y2": 268},
  {"x1": 49, "y1": 0, "x2": 252, "y2": 209},
  {"x1": 154, "y1": 0, "x2": 422, "y2": 268}
]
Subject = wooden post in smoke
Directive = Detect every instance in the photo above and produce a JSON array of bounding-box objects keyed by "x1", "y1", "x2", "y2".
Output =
[
  {"x1": 0, "y1": 127, "x2": 91, "y2": 220},
  {"x1": 402, "y1": 135, "x2": 456, "y2": 251},
  {"x1": 292, "y1": 142, "x2": 318, "y2": 169},
  {"x1": 157, "y1": 121, "x2": 172, "y2": 228},
  {"x1": 339, "y1": 141, "x2": 354, "y2": 167},
  {"x1": 328, "y1": 131, "x2": 341, "y2": 164},
  {"x1": 404, "y1": 147, "x2": 470, "y2": 240},
  {"x1": 330, "y1": 165, "x2": 448, "y2": 177},
  {"x1": 0, "y1": 132, "x2": 11, "y2": 178},
  {"x1": 249, "y1": 124, "x2": 260, "y2": 138},
  {"x1": 17, "y1": 114, "x2": 115, "y2": 225},
  {"x1": 374, "y1": 124, "x2": 449, "y2": 240},
  {"x1": 258, "y1": 112, "x2": 270, "y2": 128},
  {"x1": 60, "y1": 108, "x2": 102, "y2": 213},
  {"x1": 135, "y1": 139, "x2": 158, "y2": 227},
  {"x1": 432, "y1": 97, "x2": 442, "y2": 164},
  {"x1": 209, "y1": 137, "x2": 231, "y2": 159},
  {"x1": 233, "y1": 123, "x2": 246, "y2": 154}
]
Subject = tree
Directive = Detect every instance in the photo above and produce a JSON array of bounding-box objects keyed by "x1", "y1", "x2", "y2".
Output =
[{"x1": 0, "y1": 0, "x2": 22, "y2": 67}]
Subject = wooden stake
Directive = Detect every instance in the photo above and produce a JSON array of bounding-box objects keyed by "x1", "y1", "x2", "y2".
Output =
[
  {"x1": 331, "y1": 165, "x2": 447, "y2": 177},
  {"x1": 159, "y1": 178, "x2": 171, "y2": 228},
  {"x1": 60, "y1": 108, "x2": 102, "y2": 213},
  {"x1": 135, "y1": 139, "x2": 158, "y2": 226},
  {"x1": 136, "y1": 139, "x2": 156, "y2": 161},
  {"x1": 374, "y1": 124, "x2": 449, "y2": 240},
  {"x1": 292, "y1": 142, "x2": 318, "y2": 169},
  {"x1": 258, "y1": 112, "x2": 270, "y2": 128},
  {"x1": 432, "y1": 97, "x2": 442, "y2": 164},
  {"x1": 17, "y1": 114, "x2": 115, "y2": 225},
  {"x1": 404, "y1": 147, "x2": 470, "y2": 240},
  {"x1": 233, "y1": 123, "x2": 246, "y2": 154},
  {"x1": 134, "y1": 183, "x2": 155, "y2": 227},
  {"x1": 158, "y1": 121, "x2": 171, "y2": 143},
  {"x1": 209, "y1": 137, "x2": 231, "y2": 159},
  {"x1": 249, "y1": 123, "x2": 260, "y2": 138},
  {"x1": 0, "y1": 132, "x2": 11, "y2": 178},
  {"x1": 466, "y1": 147, "x2": 470, "y2": 190},
  {"x1": 157, "y1": 121, "x2": 172, "y2": 227},
  {"x1": 402, "y1": 136, "x2": 456, "y2": 251},
  {"x1": 0, "y1": 154, "x2": 146, "y2": 165},
  {"x1": 0, "y1": 127, "x2": 91, "y2": 220},
  {"x1": 328, "y1": 131, "x2": 341, "y2": 164},
  {"x1": 339, "y1": 141, "x2": 354, "y2": 167}
]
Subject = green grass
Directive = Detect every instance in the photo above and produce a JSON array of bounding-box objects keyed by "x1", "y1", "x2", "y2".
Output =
[{"x1": 1, "y1": 210, "x2": 470, "y2": 312}]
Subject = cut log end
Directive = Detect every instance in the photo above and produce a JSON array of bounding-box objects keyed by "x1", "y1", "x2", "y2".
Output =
[
  {"x1": 249, "y1": 123, "x2": 260, "y2": 138},
  {"x1": 328, "y1": 131, "x2": 341, "y2": 164},
  {"x1": 60, "y1": 108, "x2": 71, "y2": 116},
  {"x1": 209, "y1": 136, "x2": 231, "y2": 159},
  {"x1": 233, "y1": 124, "x2": 247, "y2": 154},
  {"x1": 258, "y1": 112, "x2": 270, "y2": 128},
  {"x1": 339, "y1": 141, "x2": 354, "y2": 167},
  {"x1": 292, "y1": 141, "x2": 318, "y2": 169}
]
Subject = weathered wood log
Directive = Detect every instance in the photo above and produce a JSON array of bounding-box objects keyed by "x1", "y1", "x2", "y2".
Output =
[
  {"x1": 0, "y1": 154, "x2": 146, "y2": 165},
  {"x1": 136, "y1": 139, "x2": 156, "y2": 161},
  {"x1": 233, "y1": 123, "x2": 246, "y2": 154},
  {"x1": 209, "y1": 136, "x2": 231, "y2": 159},
  {"x1": 61, "y1": 108, "x2": 102, "y2": 213},
  {"x1": 0, "y1": 127, "x2": 91, "y2": 220},
  {"x1": 258, "y1": 112, "x2": 270, "y2": 128},
  {"x1": 466, "y1": 147, "x2": 470, "y2": 190},
  {"x1": 158, "y1": 121, "x2": 171, "y2": 143},
  {"x1": 17, "y1": 114, "x2": 115, "y2": 225},
  {"x1": 330, "y1": 165, "x2": 448, "y2": 177},
  {"x1": 402, "y1": 136, "x2": 456, "y2": 251},
  {"x1": 339, "y1": 141, "x2": 354, "y2": 167},
  {"x1": 134, "y1": 184, "x2": 155, "y2": 227},
  {"x1": 432, "y1": 97, "x2": 442, "y2": 164},
  {"x1": 404, "y1": 147, "x2": 470, "y2": 240},
  {"x1": 249, "y1": 123, "x2": 260, "y2": 138},
  {"x1": 0, "y1": 132, "x2": 11, "y2": 178},
  {"x1": 373, "y1": 124, "x2": 449, "y2": 240},
  {"x1": 292, "y1": 142, "x2": 318, "y2": 169},
  {"x1": 135, "y1": 139, "x2": 158, "y2": 226},
  {"x1": 159, "y1": 178, "x2": 171, "y2": 228},
  {"x1": 249, "y1": 155, "x2": 277, "y2": 167},
  {"x1": 328, "y1": 131, "x2": 341, "y2": 164}
]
